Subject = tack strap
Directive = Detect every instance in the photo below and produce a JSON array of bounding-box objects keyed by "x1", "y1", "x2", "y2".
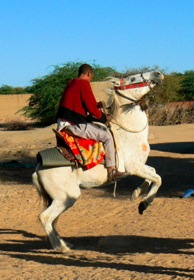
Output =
[{"x1": 114, "y1": 81, "x2": 150, "y2": 91}]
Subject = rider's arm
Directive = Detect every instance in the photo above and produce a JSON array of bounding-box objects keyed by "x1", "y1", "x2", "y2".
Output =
[{"x1": 81, "y1": 80, "x2": 105, "y2": 121}]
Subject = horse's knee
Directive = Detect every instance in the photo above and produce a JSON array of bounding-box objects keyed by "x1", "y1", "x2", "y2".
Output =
[{"x1": 154, "y1": 174, "x2": 161, "y2": 187}]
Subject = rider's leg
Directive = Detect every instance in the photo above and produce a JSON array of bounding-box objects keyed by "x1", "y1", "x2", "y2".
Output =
[{"x1": 66, "y1": 123, "x2": 125, "y2": 181}]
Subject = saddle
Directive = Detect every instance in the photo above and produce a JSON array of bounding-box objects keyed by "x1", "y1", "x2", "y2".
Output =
[{"x1": 37, "y1": 128, "x2": 105, "y2": 170}]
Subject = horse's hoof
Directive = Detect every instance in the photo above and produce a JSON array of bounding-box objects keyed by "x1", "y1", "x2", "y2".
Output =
[
  {"x1": 138, "y1": 201, "x2": 149, "y2": 215},
  {"x1": 60, "y1": 245, "x2": 71, "y2": 253},
  {"x1": 58, "y1": 239, "x2": 73, "y2": 252}
]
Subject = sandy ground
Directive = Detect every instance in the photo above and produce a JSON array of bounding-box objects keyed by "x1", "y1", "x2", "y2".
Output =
[{"x1": 0, "y1": 94, "x2": 194, "y2": 280}]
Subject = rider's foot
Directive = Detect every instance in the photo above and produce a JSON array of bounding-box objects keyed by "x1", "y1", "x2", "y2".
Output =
[{"x1": 107, "y1": 169, "x2": 125, "y2": 183}]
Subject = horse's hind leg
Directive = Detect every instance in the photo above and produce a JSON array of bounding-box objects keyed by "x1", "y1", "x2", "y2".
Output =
[{"x1": 39, "y1": 198, "x2": 76, "y2": 252}]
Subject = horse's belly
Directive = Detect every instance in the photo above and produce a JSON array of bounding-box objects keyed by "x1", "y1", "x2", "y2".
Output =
[{"x1": 79, "y1": 165, "x2": 107, "y2": 188}]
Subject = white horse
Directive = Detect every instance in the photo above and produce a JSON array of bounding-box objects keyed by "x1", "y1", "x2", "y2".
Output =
[{"x1": 32, "y1": 71, "x2": 164, "y2": 252}]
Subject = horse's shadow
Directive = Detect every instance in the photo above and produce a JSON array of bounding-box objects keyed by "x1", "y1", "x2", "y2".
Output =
[
  {"x1": 1, "y1": 229, "x2": 194, "y2": 278},
  {"x1": 1, "y1": 228, "x2": 194, "y2": 255},
  {"x1": 150, "y1": 141, "x2": 194, "y2": 154}
]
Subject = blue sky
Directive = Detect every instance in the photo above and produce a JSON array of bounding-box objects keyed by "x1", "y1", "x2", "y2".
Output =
[{"x1": 0, "y1": 0, "x2": 193, "y2": 87}]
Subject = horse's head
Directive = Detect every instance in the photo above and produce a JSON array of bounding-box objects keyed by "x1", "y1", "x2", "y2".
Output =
[
  {"x1": 140, "y1": 71, "x2": 164, "y2": 86},
  {"x1": 108, "y1": 71, "x2": 164, "y2": 105},
  {"x1": 109, "y1": 71, "x2": 164, "y2": 87}
]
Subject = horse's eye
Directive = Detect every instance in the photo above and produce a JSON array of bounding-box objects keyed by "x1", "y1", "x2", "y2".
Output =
[{"x1": 131, "y1": 77, "x2": 135, "y2": 82}]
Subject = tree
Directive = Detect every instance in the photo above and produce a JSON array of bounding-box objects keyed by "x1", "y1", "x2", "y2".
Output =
[
  {"x1": 179, "y1": 70, "x2": 194, "y2": 101},
  {"x1": 0, "y1": 85, "x2": 15, "y2": 95},
  {"x1": 0, "y1": 85, "x2": 28, "y2": 95}
]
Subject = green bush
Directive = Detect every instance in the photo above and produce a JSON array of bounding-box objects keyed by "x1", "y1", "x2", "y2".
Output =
[
  {"x1": 0, "y1": 85, "x2": 28, "y2": 95},
  {"x1": 149, "y1": 73, "x2": 183, "y2": 105},
  {"x1": 179, "y1": 70, "x2": 194, "y2": 101}
]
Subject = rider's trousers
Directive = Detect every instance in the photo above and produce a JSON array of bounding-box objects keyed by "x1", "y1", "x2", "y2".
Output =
[{"x1": 57, "y1": 120, "x2": 116, "y2": 168}]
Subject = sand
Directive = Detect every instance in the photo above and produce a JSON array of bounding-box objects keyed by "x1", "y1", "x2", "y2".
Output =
[{"x1": 0, "y1": 93, "x2": 194, "y2": 280}]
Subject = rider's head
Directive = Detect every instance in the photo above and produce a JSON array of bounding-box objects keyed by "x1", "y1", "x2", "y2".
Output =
[{"x1": 78, "y1": 64, "x2": 93, "y2": 82}]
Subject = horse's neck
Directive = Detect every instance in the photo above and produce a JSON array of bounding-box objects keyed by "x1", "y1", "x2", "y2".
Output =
[
  {"x1": 110, "y1": 109, "x2": 149, "y2": 171},
  {"x1": 111, "y1": 101, "x2": 147, "y2": 130},
  {"x1": 117, "y1": 86, "x2": 150, "y2": 101}
]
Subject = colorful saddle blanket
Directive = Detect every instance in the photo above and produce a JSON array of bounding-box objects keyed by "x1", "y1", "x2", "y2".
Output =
[{"x1": 53, "y1": 129, "x2": 105, "y2": 170}]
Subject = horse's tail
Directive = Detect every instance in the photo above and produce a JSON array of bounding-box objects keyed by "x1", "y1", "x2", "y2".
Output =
[{"x1": 32, "y1": 165, "x2": 52, "y2": 208}]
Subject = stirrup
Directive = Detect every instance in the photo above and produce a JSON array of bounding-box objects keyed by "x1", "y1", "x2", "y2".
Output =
[{"x1": 107, "y1": 169, "x2": 125, "y2": 183}]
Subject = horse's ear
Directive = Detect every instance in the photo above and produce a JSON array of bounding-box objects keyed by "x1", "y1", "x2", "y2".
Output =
[{"x1": 106, "y1": 76, "x2": 120, "y2": 86}]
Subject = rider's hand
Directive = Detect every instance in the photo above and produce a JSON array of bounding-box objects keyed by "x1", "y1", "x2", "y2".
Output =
[
  {"x1": 106, "y1": 114, "x2": 112, "y2": 122},
  {"x1": 97, "y1": 101, "x2": 106, "y2": 109}
]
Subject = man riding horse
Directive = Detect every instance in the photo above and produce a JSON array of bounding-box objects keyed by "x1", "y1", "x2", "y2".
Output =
[{"x1": 56, "y1": 63, "x2": 125, "y2": 183}]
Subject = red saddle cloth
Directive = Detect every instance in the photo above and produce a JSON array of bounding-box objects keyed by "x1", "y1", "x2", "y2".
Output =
[{"x1": 54, "y1": 129, "x2": 105, "y2": 170}]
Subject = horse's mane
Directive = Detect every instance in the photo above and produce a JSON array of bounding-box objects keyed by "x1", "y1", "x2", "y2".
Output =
[{"x1": 106, "y1": 93, "x2": 115, "y2": 115}]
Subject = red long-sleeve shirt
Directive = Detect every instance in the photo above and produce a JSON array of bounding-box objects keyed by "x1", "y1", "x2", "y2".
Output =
[{"x1": 57, "y1": 78, "x2": 106, "y2": 124}]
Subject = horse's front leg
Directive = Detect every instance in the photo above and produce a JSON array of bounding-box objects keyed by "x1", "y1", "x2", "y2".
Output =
[
  {"x1": 130, "y1": 165, "x2": 162, "y2": 215},
  {"x1": 131, "y1": 179, "x2": 151, "y2": 201}
]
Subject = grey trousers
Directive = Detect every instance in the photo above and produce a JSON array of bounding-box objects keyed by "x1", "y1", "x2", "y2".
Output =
[{"x1": 64, "y1": 123, "x2": 116, "y2": 168}]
